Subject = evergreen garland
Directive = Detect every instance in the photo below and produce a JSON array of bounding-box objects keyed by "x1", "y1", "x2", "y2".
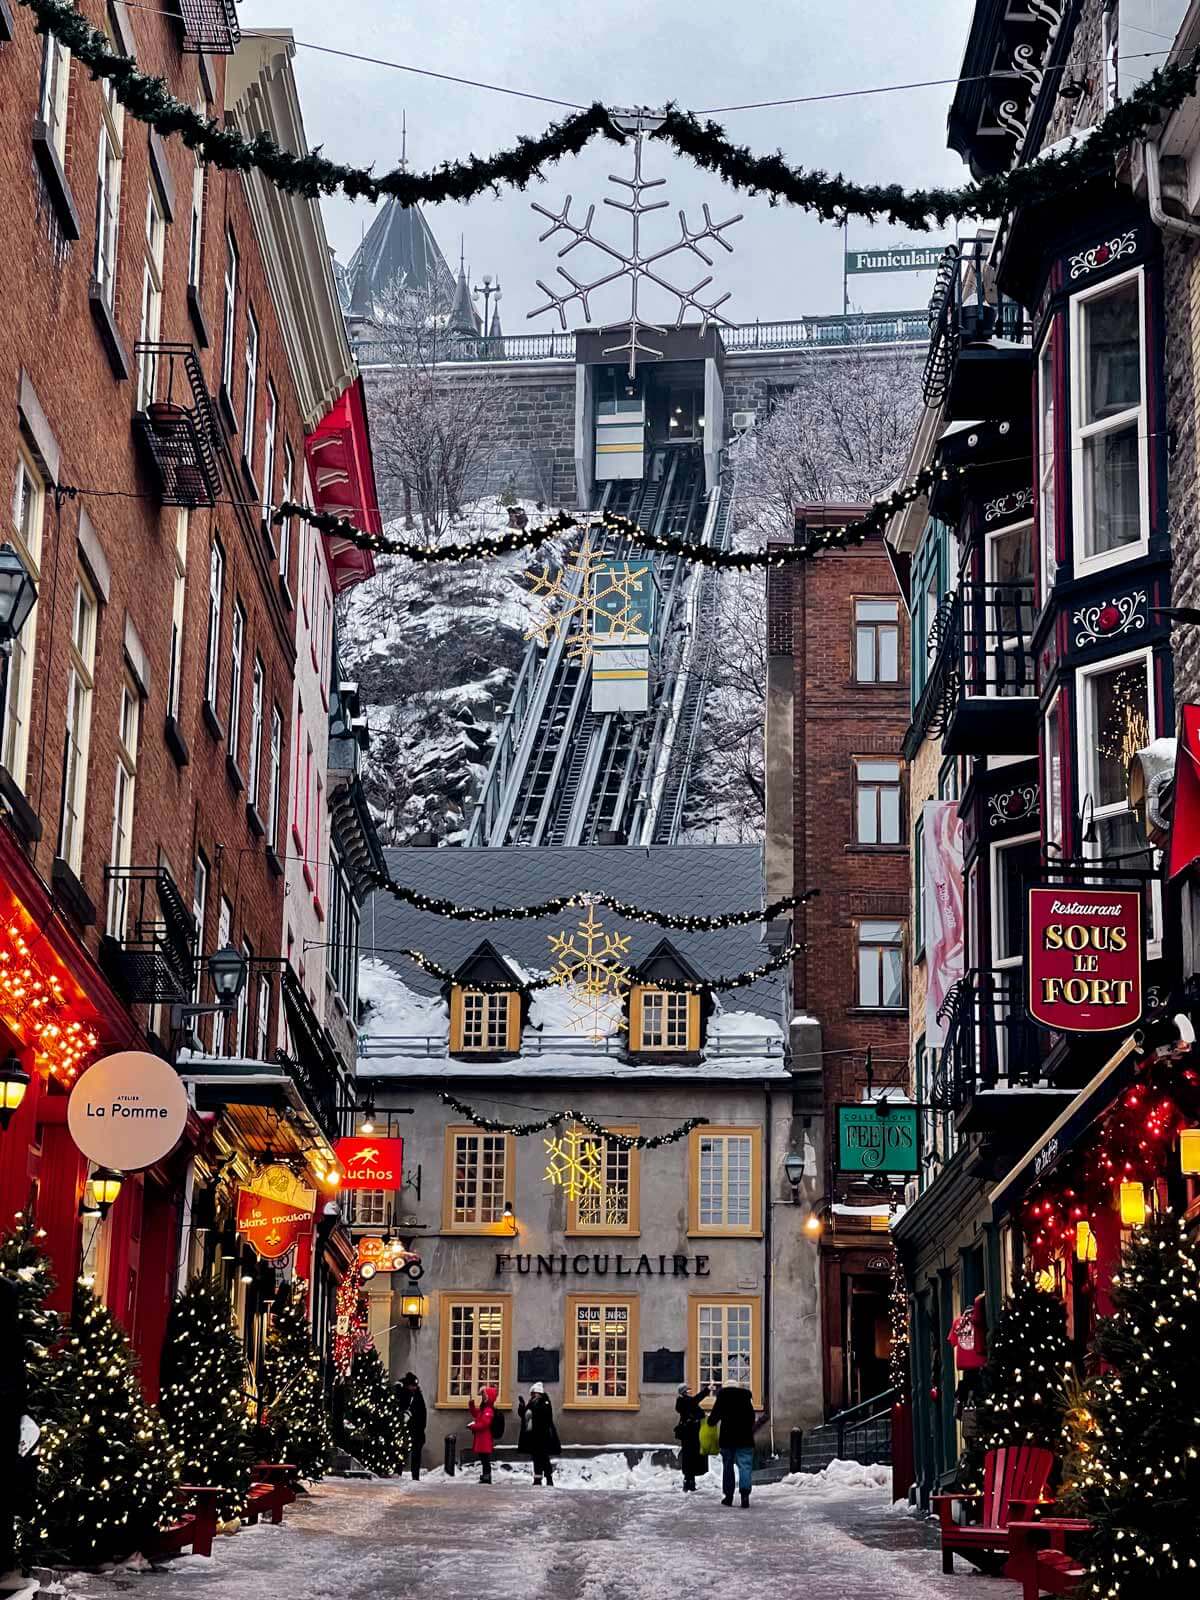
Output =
[
  {"x1": 257, "y1": 1281, "x2": 334, "y2": 1482},
  {"x1": 1075, "y1": 1213, "x2": 1200, "y2": 1599},
  {"x1": 16, "y1": 0, "x2": 1200, "y2": 227},
  {"x1": 439, "y1": 1089, "x2": 706, "y2": 1146},
  {"x1": 159, "y1": 1277, "x2": 255, "y2": 1523},
  {"x1": 337, "y1": 1346, "x2": 410, "y2": 1477}
]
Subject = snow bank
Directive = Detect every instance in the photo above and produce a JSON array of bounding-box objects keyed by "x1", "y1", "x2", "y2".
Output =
[
  {"x1": 709, "y1": 1007, "x2": 782, "y2": 1041},
  {"x1": 757, "y1": 1459, "x2": 893, "y2": 1498},
  {"x1": 412, "y1": 1454, "x2": 699, "y2": 1493},
  {"x1": 358, "y1": 956, "x2": 448, "y2": 1037}
]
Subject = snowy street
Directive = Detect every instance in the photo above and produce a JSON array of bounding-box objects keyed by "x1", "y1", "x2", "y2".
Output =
[{"x1": 56, "y1": 1465, "x2": 962, "y2": 1600}]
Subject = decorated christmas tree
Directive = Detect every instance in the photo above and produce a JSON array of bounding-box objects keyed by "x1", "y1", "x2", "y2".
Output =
[
  {"x1": 332, "y1": 1274, "x2": 408, "y2": 1476},
  {"x1": 958, "y1": 1277, "x2": 1070, "y2": 1488},
  {"x1": 1074, "y1": 1212, "x2": 1200, "y2": 1598},
  {"x1": 159, "y1": 1276, "x2": 255, "y2": 1521},
  {"x1": 33, "y1": 1285, "x2": 178, "y2": 1566},
  {"x1": 258, "y1": 1280, "x2": 334, "y2": 1481}
]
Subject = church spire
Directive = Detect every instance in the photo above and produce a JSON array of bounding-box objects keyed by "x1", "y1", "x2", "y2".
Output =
[{"x1": 448, "y1": 240, "x2": 480, "y2": 334}]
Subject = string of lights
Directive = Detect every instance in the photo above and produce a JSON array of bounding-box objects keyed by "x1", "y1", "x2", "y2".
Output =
[
  {"x1": 438, "y1": 1090, "x2": 706, "y2": 1148},
  {"x1": 17, "y1": 0, "x2": 1200, "y2": 227},
  {"x1": 365, "y1": 873, "x2": 817, "y2": 930},
  {"x1": 391, "y1": 937, "x2": 801, "y2": 993}
]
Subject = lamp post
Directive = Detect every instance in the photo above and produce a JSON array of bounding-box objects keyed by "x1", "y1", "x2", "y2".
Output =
[
  {"x1": 169, "y1": 944, "x2": 249, "y2": 1043},
  {"x1": 783, "y1": 1150, "x2": 805, "y2": 1199},
  {"x1": 0, "y1": 542, "x2": 38, "y2": 756}
]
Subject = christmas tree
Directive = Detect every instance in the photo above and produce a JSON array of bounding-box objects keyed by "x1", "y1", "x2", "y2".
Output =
[
  {"x1": 258, "y1": 1281, "x2": 334, "y2": 1481},
  {"x1": 1074, "y1": 1212, "x2": 1200, "y2": 1599},
  {"x1": 159, "y1": 1277, "x2": 255, "y2": 1521},
  {"x1": 337, "y1": 1346, "x2": 409, "y2": 1477},
  {"x1": 958, "y1": 1277, "x2": 1070, "y2": 1487},
  {"x1": 34, "y1": 1285, "x2": 178, "y2": 1566}
]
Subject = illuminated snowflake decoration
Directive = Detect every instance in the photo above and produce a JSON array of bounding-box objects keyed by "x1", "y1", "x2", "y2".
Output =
[
  {"x1": 548, "y1": 905, "x2": 632, "y2": 1040},
  {"x1": 544, "y1": 1129, "x2": 603, "y2": 1199},
  {"x1": 524, "y1": 539, "x2": 650, "y2": 662},
  {"x1": 527, "y1": 118, "x2": 743, "y2": 376}
]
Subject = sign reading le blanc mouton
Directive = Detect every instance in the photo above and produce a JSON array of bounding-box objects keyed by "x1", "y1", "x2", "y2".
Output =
[
  {"x1": 1027, "y1": 886, "x2": 1142, "y2": 1033},
  {"x1": 836, "y1": 1104, "x2": 919, "y2": 1174},
  {"x1": 333, "y1": 1136, "x2": 405, "y2": 1190},
  {"x1": 67, "y1": 1051, "x2": 189, "y2": 1170}
]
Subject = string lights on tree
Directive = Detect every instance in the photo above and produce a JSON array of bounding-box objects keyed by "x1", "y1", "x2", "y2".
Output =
[
  {"x1": 332, "y1": 1275, "x2": 409, "y2": 1477},
  {"x1": 256, "y1": 1281, "x2": 334, "y2": 1483}
]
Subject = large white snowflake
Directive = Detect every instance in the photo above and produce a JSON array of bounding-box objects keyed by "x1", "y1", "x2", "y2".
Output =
[
  {"x1": 527, "y1": 116, "x2": 742, "y2": 376},
  {"x1": 547, "y1": 904, "x2": 632, "y2": 1041},
  {"x1": 524, "y1": 540, "x2": 651, "y2": 663}
]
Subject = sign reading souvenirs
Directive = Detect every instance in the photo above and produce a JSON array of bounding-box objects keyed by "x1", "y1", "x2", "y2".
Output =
[
  {"x1": 836, "y1": 1103, "x2": 919, "y2": 1174},
  {"x1": 497, "y1": 1251, "x2": 712, "y2": 1277},
  {"x1": 1026, "y1": 886, "x2": 1142, "y2": 1033},
  {"x1": 67, "y1": 1051, "x2": 189, "y2": 1170},
  {"x1": 333, "y1": 1135, "x2": 405, "y2": 1190},
  {"x1": 845, "y1": 244, "x2": 948, "y2": 275},
  {"x1": 236, "y1": 1165, "x2": 317, "y2": 1260}
]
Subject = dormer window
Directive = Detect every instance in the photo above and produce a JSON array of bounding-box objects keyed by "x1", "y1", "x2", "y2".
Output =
[
  {"x1": 450, "y1": 988, "x2": 520, "y2": 1054},
  {"x1": 631, "y1": 986, "x2": 699, "y2": 1054}
]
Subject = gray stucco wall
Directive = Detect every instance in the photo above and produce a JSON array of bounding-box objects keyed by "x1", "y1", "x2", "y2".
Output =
[{"x1": 360, "y1": 1075, "x2": 825, "y2": 1463}]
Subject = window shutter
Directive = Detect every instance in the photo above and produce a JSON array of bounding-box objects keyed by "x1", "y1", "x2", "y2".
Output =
[
  {"x1": 449, "y1": 986, "x2": 464, "y2": 1052},
  {"x1": 504, "y1": 992, "x2": 521, "y2": 1052},
  {"x1": 629, "y1": 986, "x2": 644, "y2": 1050},
  {"x1": 685, "y1": 994, "x2": 701, "y2": 1052}
]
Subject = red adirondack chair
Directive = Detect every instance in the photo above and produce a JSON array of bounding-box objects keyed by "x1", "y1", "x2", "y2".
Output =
[
  {"x1": 1008, "y1": 1519, "x2": 1092, "y2": 1600},
  {"x1": 933, "y1": 1445, "x2": 1055, "y2": 1574}
]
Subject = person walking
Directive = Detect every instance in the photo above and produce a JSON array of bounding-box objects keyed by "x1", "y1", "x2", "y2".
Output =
[
  {"x1": 518, "y1": 1382, "x2": 561, "y2": 1486},
  {"x1": 707, "y1": 1380, "x2": 760, "y2": 1508},
  {"x1": 467, "y1": 1385, "x2": 498, "y2": 1484},
  {"x1": 673, "y1": 1383, "x2": 710, "y2": 1492},
  {"x1": 399, "y1": 1372, "x2": 427, "y2": 1482}
]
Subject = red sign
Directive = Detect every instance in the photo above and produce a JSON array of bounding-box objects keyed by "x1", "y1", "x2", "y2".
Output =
[
  {"x1": 236, "y1": 1188, "x2": 314, "y2": 1260},
  {"x1": 334, "y1": 1136, "x2": 405, "y2": 1190},
  {"x1": 1027, "y1": 886, "x2": 1142, "y2": 1033}
]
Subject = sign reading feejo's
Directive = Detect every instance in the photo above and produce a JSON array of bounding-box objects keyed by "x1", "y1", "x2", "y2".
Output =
[
  {"x1": 1027, "y1": 886, "x2": 1142, "y2": 1033},
  {"x1": 836, "y1": 1104, "x2": 919, "y2": 1174}
]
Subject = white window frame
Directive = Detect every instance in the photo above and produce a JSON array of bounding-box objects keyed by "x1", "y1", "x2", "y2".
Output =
[
  {"x1": 243, "y1": 309, "x2": 259, "y2": 462},
  {"x1": 856, "y1": 919, "x2": 905, "y2": 1010},
  {"x1": 1103, "y1": 2, "x2": 1120, "y2": 109},
  {"x1": 4, "y1": 450, "x2": 45, "y2": 788},
  {"x1": 105, "y1": 675, "x2": 141, "y2": 938},
  {"x1": 93, "y1": 59, "x2": 124, "y2": 310},
  {"x1": 136, "y1": 178, "x2": 167, "y2": 411},
  {"x1": 1044, "y1": 689, "x2": 1064, "y2": 854},
  {"x1": 1076, "y1": 645, "x2": 1161, "y2": 950},
  {"x1": 279, "y1": 443, "x2": 294, "y2": 580},
  {"x1": 854, "y1": 757, "x2": 902, "y2": 845},
  {"x1": 235, "y1": 938, "x2": 252, "y2": 1057},
  {"x1": 204, "y1": 540, "x2": 223, "y2": 708},
  {"x1": 254, "y1": 968, "x2": 269, "y2": 1059},
  {"x1": 989, "y1": 830, "x2": 1040, "y2": 1079},
  {"x1": 261, "y1": 383, "x2": 277, "y2": 518},
  {"x1": 187, "y1": 151, "x2": 204, "y2": 290},
  {"x1": 985, "y1": 518, "x2": 1035, "y2": 699},
  {"x1": 221, "y1": 231, "x2": 238, "y2": 397},
  {"x1": 1037, "y1": 328, "x2": 1057, "y2": 603},
  {"x1": 60, "y1": 573, "x2": 98, "y2": 875},
  {"x1": 228, "y1": 599, "x2": 245, "y2": 753},
  {"x1": 854, "y1": 598, "x2": 900, "y2": 684},
  {"x1": 1069, "y1": 266, "x2": 1150, "y2": 580},
  {"x1": 167, "y1": 508, "x2": 188, "y2": 720},
  {"x1": 191, "y1": 852, "x2": 208, "y2": 1004},
  {"x1": 247, "y1": 655, "x2": 264, "y2": 806},
  {"x1": 266, "y1": 705, "x2": 282, "y2": 849},
  {"x1": 39, "y1": 36, "x2": 71, "y2": 161}
]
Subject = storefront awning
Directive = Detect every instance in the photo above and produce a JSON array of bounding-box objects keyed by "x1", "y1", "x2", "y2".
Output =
[
  {"x1": 988, "y1": 1032, "x2": 1142, "y2": 1218},
  {"x1": 305, "y1": 377, "x2": 379, "y2": 595},
  {"x1": 1169, "y1": 703, "x2": 1200, "y2": 880}
]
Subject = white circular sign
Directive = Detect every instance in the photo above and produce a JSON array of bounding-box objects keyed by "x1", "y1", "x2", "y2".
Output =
[{"x1": 68, "y1": 1051, "x2": 189, "y2": 1170}]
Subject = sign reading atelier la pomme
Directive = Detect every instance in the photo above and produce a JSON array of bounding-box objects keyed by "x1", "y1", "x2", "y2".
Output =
[
  {"x1": 67, "y1": 1051, "x2": 190, "y2": 1170},
  {"x1": 1026, "y1": 886, "x2": 1142, "y2": 1033}
]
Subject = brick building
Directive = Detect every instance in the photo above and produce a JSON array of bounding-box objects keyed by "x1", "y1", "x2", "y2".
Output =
[
  {"x1": 0, "y1": 6, "x2": 378, "y2": 1387},
  {"x1": 764, "y1": 508, "x2": 911, "y2": 1417}
]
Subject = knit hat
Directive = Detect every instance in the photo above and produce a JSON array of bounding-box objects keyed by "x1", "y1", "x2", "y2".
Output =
[
  {"x1": 677, "y1": 1384, "x2": 689, "y2": 1395},
  {"x1": 530, "y1": 1381, "x2": 545, "y2": 1394}
]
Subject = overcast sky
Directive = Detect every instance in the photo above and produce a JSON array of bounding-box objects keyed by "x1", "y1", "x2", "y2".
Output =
[{"x1": 239, "y1": 0, "x2": 973, "y2": 327}]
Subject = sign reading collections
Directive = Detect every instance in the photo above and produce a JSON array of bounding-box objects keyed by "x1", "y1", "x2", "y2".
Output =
[{"x1": 1026, "y1": 886, "x2": 1143, "y2": 1033}]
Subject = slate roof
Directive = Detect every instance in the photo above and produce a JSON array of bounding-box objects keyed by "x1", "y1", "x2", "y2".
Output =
[
  {"x1": 369, "y1": 844, "x2": 785, "y2": 1023},
  {"x1": 342, "y1": 198, "x2": 455, "y2": 319}
]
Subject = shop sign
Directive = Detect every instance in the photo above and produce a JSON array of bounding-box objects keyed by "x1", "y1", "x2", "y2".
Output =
[
  {"x1": 845, "y1": 245, "x2": 948, "y2": 275},
  {"x1": 236, "y1": 1188, "x2": 313, "y2": 1260},
  {"x1": 67, "y1": 1051, "x2": 189, "y2": 1170},
  {"x1": 357, "y1": 1236, "x2": 423, "y2": 1277},
  {"x1": 333, "y1": 1135, "x2": 404, "y2": 1190},
  {"x1": 836, "y1": 1104, "x2": 919, "y2": 1174},
  {"x1": 496, "y1": 1251, "x2": 712, "y2": 1277},
  {"x1": 1026, "y1": 886, "x2": 1142, "y2": 1033}
]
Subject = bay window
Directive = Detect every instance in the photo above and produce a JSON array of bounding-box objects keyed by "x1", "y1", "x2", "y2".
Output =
[{"x1": 1071, "y1": 270, "x2": 1147, "y2": 573}]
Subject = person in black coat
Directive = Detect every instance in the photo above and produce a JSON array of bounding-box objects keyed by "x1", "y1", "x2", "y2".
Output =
[
  {"x1": 517, "y1": 1383, "x2": 560, "y2": 1485},
  {"x1": 673, "y1": 1384, "x2": 710, "y2": 1491},
  {"x1": 0, "y1": 1275, "x2": 27, "y2": 1586},
  {"x1": 707, "y1": 1382, "x2": 761, "y2": 1508},
  {"x1": 399, "y1": 1372, "x2": 427, "y2": 1481}
]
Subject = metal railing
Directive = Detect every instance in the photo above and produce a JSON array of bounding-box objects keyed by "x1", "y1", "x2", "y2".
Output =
[
  {"x1": 359, "y1": 1030, "x2": 786, "y2": 1061},
  {"x1": 903, "y1": 581, "x2": 1036, "y2": 757},
  {"x1": 100, "y1": 865, "x2": 195, "y2": 1004},
  {"x1": 923, "y1": 239, "x2": 1030, "y2": 405},
  {"x1": 930, "y1": 969, "x2": 1052, "y2": 1115},
  {"x1": 352, "y1": 311, "x2": 930, "y2": 367},
  {"x1": 835, "y1": 1388, "x2": 897, "y2": 1466},
  {"x1": 132, "y1": 341, "x2": 221, "y2": 506}
]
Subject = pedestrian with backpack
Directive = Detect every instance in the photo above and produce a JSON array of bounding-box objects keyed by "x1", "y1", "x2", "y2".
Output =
[
  {"x1": 467, "y1": 1385, "x2": 499, "y2": 1483},
  {"x1": 518, "y1": 1382, "x2": 561, "y2": 1485}
]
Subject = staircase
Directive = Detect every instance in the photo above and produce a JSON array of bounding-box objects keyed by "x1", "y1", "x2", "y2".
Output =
[{"x1": 794, "y1": 1389, "x2": 897, "y2": 1474}]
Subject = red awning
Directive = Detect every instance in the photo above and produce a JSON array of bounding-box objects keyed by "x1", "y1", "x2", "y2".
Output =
[
  {"x1": 1169, "y1": 703, "x2": 1200, "y2": 881},
  {"x1": 305, "y1": 376, "x2": 380, "y2": 595}
]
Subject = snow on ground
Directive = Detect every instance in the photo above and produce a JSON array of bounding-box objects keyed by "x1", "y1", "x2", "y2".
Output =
[{"x1": 756, "y1": 1459, "x2": 892, "y2": 1498}]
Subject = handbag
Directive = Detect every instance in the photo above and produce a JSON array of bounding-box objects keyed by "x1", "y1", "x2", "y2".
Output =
[{"x1": 698, "y1": 1418, "x2": 720, "y2": 1457}]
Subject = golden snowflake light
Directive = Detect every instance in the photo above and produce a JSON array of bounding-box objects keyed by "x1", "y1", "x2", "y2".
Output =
[
  {"x1": 547, "y1": 902, "x2": 632, "y2": 1040},
  {"x1": 544, "y1": 1128, "x2": 603, "y2": 1199},
  {"x1": 524, "y1": 537, "x2": 650, "y2": 663}
]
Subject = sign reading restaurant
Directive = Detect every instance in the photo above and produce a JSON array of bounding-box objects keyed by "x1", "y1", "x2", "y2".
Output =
[{"x1": 1026, "y1": 886, "x2": 1142, "y2": 1033}]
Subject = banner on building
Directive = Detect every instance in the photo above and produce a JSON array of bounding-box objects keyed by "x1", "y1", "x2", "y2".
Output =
[
  {"x1": 923, "y1": 800, "x2": 965, "y2": 1046},
  {"x1": 845, "y1": 245, "x2": 949, "y2": 275},
  {"x1": 334, "y1": 1136, "x2": 405, "y2": 1190},
  {"x1": 235, "y1": 1164, "x2": 316, "y2": 1260},
  {"x1": 1027, "y1": 886, "x2": 1143, "y2": 1033}
]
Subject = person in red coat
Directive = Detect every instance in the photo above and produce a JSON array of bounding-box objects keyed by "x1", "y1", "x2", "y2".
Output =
[{"x1": 468, "y1": 1385, "x2": 498, "y2": 1484}]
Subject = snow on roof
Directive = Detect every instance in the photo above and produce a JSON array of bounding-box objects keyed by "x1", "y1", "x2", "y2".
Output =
[
  {"x1": 1032, "y1": 127, "x2": 1095, "y2": 165},
  {"x1": 361, "y1": 1055, "x2": 791, "y2": 1082},
  {"x1": 938, "y1": 419, "x2": 983, "y2": 438}
]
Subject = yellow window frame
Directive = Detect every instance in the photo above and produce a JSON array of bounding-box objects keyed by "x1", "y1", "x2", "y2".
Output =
[{"x1": 688, "y1": 1125, "x2": 763, "y2": 1237}]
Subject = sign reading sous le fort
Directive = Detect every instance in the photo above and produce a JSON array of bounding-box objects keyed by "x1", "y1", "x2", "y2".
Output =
[
  {"x1": 497, "y1": 1252, "x2": 712, "y2": 1277},
  {"x1": 1026, "y1": 886, "x2": 1143, "y2": 1033}
]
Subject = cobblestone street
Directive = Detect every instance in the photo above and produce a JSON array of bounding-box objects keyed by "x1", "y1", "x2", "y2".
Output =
[{"x1": 57, "y1": 1471, "x2": 967, "y2": 1600}]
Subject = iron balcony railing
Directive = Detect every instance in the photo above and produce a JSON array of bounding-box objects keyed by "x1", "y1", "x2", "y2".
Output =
[
  {"x1": 351, "y1": 311, "x2": 930, "y2": 367},
  {"x1": 903, "y1": 581, "x2": 1036, "y2": 757},
  {"x1": 359, "y1": 1031, "x2": 786, "y2": 1061},
  {"x1": 99, "y1": 866, "x2": 196, "y2": 1004},
  {"x1": 922, "y1": 240, "x2": 1030, "y2": 405},
  {"x1": 175, "y1": 0, "x2": 240, "y2": 52},
  {"x1": 132, "y1": 342, "x2": 221, "y2": 506},
  {"x1": 930, "y1": 969, "x2": 1052, "y2": 1116}
]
